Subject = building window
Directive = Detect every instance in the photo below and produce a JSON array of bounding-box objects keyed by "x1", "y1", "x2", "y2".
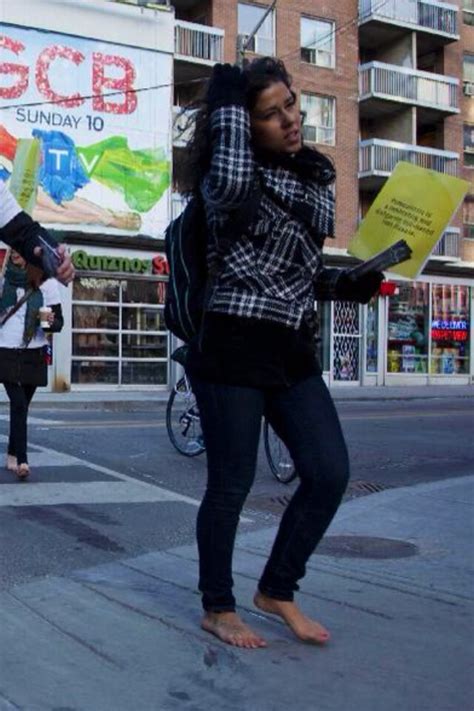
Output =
[
  {"x1": 300, "y1": 17, "x2": 335, "y2": 69},
  {"x1": 464, "y1": 124, "x2": 474, "y2": 168},
  {"x1": 431, "y1": 285, "x2": 470, "y2": 375},
  {"x1": 463, "y1": 0, "x2": 474, "y2": 26},
  {"x1": 300, "y1": 93, "x2": 335, "y2": 146},
  {"x1": 71, "y1": 276, "x2": 168, "y2": 386},
  {"x1": 238, "y1": 3, "x2": 275, "y2": 56},
  {"x1": 387, "y1": 282, "x2": 429, "y2": 374},
  {"x1": 365, "y1": 297, "x2": 378, "y2": 373},
  {"x1": 464, "y1": 200, "x2": 474, "y2": 240},
  {"x1": 463, "y1": 54, "x2": 474, "y2": 96}
]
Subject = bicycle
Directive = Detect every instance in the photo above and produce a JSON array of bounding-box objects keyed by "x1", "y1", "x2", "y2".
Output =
[{"x1": 166, "y1": 346, "x2": 297, "y2": 484}]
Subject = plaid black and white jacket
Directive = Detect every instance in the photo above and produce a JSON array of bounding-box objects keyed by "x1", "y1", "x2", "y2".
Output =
[{"x1": 201, "y1": 105, "x2": 342, "y2": 330}]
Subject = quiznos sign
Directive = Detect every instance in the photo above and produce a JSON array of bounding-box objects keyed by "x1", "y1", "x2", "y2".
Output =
[
  {"x1": 0, "y1": 23, "x2": 172, "y2": 237},
  {"x1": 72, "y1": 250, "x2": 169, "y2": 276}
]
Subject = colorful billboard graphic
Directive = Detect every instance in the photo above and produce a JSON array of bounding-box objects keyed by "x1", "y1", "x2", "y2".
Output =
[{"x1": 0, "y1": 25, "x2": 172, "y2": 237}]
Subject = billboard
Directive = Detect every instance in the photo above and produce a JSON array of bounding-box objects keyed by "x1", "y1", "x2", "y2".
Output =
[{"x1": 0, "y1": 24, "x2": 172, "y2": 237}]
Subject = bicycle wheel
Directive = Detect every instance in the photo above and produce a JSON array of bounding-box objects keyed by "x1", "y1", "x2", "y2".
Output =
[
  {"x1": 166, "y1": 377, "x2": 206, "y2": 457},
  {"x1": 263, "y1": 420, "x2": 297, "y2": 484}
]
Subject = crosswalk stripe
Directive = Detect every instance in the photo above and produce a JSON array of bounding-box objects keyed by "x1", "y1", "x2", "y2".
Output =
[
  {"x1": 0, "y1": 481, "x2": 201, "y2": 508},
  {"x1": 0, "y1": 438, "x2": 253, "y2": 522}
]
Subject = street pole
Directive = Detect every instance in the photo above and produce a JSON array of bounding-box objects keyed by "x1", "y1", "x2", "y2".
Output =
[{"x1": 236, "y1": 0, "x2": 277, "y2": 67}]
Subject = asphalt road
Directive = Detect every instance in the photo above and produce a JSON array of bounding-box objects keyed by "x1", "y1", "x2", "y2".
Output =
[{"x1": 1, "y1": 397, "x2": 472, "y2": 590}]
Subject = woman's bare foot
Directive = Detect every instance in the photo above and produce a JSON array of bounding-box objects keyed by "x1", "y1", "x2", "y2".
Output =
[
  {"x1": 201, "y1": 612, "x2": 267, "y2": 649},
  {"x1": 16, "y1": 463, "x2": 30, "y2": 480},
  {"x1": 6, "y1": 455, "x2": 17, "y2": 471},
  {"x1": 254, "y1": 592, "x2": 330, "y2": 644}
]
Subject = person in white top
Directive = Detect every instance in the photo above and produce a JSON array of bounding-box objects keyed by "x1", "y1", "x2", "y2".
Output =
[
  {"x1": 0, "y1": 250, "x2": 63, "y2": 479},
  {"x1": 0, "y1": 181, "x2": 74, "y2": 285}
]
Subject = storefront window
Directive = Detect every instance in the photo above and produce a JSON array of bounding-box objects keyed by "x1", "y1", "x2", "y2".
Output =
[
  {"x1": 431, "y1": 285, "x2": 470, "y2": 374},
  {"x1": 365, "y1": 297, "x2": 378, "y2": 373},
  {"x1": 333, "y1": 301, "x2": 360, "y2": 381},
  {"x1": 73, "y1": 304, "x2": 119, "y2": 331},
  {"x1": 317, "y1": 301, "x2": 331, "y2": 372},
  {"x1": 73, "y1": 278, "x2": 120, "y2": 302},
  {"x1": 122, "y1": 361, "x2": 167, "y2": 385},
  {"x1": 387, "y1": 282, "x2": 429, "y2": 374},
  {"x1": 72, "y1": 276, "x2": 168, "y2": 386},
  {"x1": 71, "y1": 361, "x2": 119, "y2": 385}
]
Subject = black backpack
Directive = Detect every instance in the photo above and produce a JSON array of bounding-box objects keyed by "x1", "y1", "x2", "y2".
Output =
[
  {"x1": 164, "y1": 197, "x2": 208, "y2": 343},
  {"x1": 164, "y1": 188, "x2": 261, "y2": 343}
]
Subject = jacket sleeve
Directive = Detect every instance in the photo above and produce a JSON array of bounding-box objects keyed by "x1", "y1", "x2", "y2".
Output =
[
  {"x1": 313, "y1": 267, "x2": 344, "y2": 301},
  {"x1": 0, "y1": 182, "x2": 57, "y2": 269},
  {"x1": 201, "y1": 106, "x2": 256, "y2": 211}
]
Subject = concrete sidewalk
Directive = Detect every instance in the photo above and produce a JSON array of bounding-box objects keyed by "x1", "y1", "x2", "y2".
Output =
[
  {"x1": 0, "y1": 382, "x2": 472, "y2": 410},
  {"x1": 1, "y1": 475, "x2": 473, "y2": 711}
]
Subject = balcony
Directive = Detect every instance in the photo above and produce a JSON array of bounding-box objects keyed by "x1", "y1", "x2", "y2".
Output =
[
  {"x1": 359, "y1": 0, "x2": 459, "y2": 53},
  {"x1": 359, "y1": 62, "x2": 459, "y2": 124},
  {"x1": 359, "y1": 138, "x2": 459, "y2": 190},
  {"x1": 175, "y1": 19, "x2": 224, "y2": 82},
  {"x1": 432, "y1": 227, "x2": 461, "y2": 258},
  {"x1": 172, "y1": 106, "x2": 196, "y2": 147}
]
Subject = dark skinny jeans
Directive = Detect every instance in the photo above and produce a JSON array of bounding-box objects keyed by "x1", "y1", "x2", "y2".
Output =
[
  {"x1": 190, "y1": 373, "x2": 350, "y2": 612},
  {"x1": 4, "y1": 383, "x2": 36, "y2": 465}
]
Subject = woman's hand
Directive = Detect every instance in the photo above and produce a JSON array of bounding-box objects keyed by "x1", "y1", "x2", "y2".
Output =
[
  {"x1": 33, "y1": 243, "x2": 75, "y2": 285},
  {"x1": 207, "y1": 63, "x2": 247, "y2": 110}
]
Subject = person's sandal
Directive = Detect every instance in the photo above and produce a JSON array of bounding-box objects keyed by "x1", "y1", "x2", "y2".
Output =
[{"x1": 16, "y1": 464, "x2": 30, "y2": 480}]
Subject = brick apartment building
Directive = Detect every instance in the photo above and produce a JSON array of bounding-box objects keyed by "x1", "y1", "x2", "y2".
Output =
[{"x1": 170, "y1": 0, "x2": 474, "y2": 386}]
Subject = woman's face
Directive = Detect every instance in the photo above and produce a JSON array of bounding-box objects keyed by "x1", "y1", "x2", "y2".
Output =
[
  {"x1": 10, "y1": 251, "x2": 26, "y2": 268},
  {"x1": 250, "y1": 81, "x2": 302, "y2": 154}
]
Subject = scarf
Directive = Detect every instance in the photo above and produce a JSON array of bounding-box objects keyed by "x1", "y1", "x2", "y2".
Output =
[
  {"x1": 0, "y1": 263, "x2": 44, "y2": 345},
  {"x1": 254, "y1": 146, "x2": 336, "y2": 245}
]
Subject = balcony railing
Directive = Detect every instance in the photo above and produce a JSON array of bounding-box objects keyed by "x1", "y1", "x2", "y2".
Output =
[
  {"x1": 359, "y1": 62, "x2": 459, "y2": 112},
  {"x1": 172, "y1": 106, "x2": 196, "y2": 146},
  {"x1": 175, "y1": 19, "x2": 224, "y2": 64},
  {"x1": 359, "y1": 0, "x2": 458, "y2": 39},
  {"x1": 432, "y1": 227, "x2": 461, "y2": 257},
  {"x1": 359, "y1": 139, "x2": 459, "y2": 177}
]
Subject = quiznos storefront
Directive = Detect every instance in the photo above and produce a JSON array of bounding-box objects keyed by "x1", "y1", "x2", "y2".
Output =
[{"x1": 50, "y1": 245, "x2": 169, "y2": 390}]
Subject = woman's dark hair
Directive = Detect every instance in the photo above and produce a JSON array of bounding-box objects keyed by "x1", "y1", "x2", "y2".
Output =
[{"x1": 176, "y1": 57, "x2": 333, "y2": 194}]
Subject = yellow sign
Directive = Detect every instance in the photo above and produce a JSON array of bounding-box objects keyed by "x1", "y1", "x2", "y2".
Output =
[
  {"x1": 348, "y1": 162, "x2": 469, "y2": 279},
  {"x1": 8, "y1": 138, "x2": 41, "y2": 215}
]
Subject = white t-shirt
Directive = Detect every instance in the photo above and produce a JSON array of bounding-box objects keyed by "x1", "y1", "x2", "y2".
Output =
[
  {"x1": 0, "y1": 181, "x2": 21, "y2": 228},
  {"x1": 0, "y1": 279, "x2": 61, "y2": 349}
]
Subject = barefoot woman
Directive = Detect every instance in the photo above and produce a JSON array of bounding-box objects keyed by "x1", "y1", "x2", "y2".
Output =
[{"x1": 181, "y1": 59, "x2": 383, "y2": 648}]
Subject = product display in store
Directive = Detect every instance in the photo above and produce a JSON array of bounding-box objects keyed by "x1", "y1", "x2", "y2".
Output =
[
  {"x1": 430, "y1": 285, "x2": 470, "y2": 374},
  {"x1": 387, "y1": 282, "x2": 429, "y2": 373}
]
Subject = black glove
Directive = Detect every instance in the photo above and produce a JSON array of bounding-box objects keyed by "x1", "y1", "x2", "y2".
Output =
[
  {"x1": 206, "y1": 63, "x2": 247, "y2": 111},
  {"x1": 336, "y1": 270, "x2": 384, "y2": 304}
]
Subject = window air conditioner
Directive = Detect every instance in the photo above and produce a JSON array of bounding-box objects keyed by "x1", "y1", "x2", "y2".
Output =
[{"x1": 463, "y1": 82, "x2": 474, "y2": 96}]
